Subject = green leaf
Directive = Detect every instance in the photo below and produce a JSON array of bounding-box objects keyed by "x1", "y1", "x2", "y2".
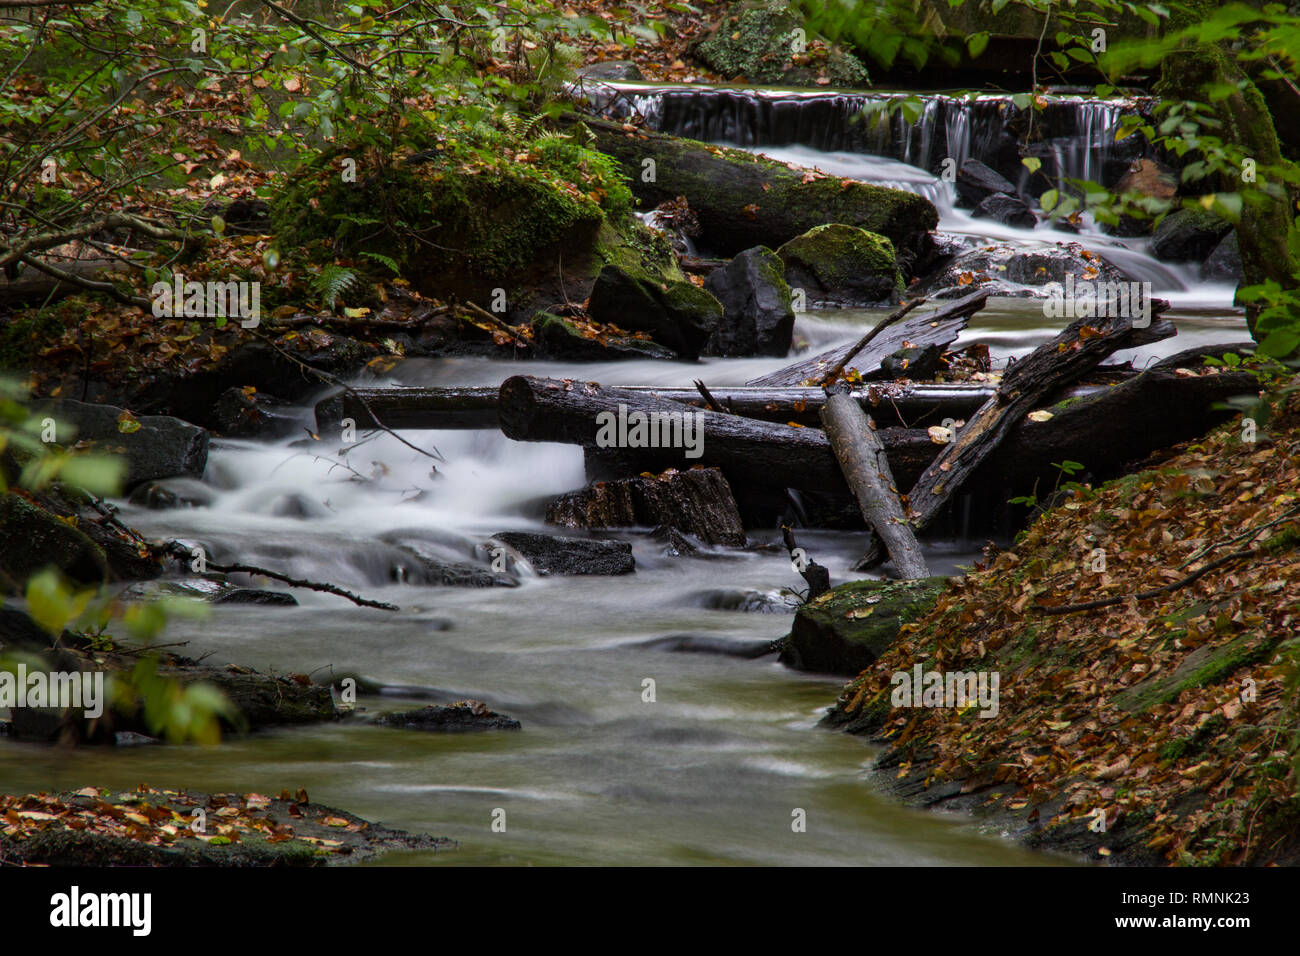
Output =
[
  {"x1": 1257, "y1": 329, "x2": 1300, "y2": 360},
  {"x1": 967, "y1": 32, "x2": 989, "y2": 59},
  {"x1": 1022, "y1": 157, "x2": 1042, "y2": 174},
  {"x1": 1040, "y1": 189, "x2": 1060, "y2": 212}
]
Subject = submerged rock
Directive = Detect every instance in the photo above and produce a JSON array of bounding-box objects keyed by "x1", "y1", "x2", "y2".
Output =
[
  {"x1": 703, "y1": 245, "x2": 795, "y2": 357},
  {"x1": 585, "y1": 264, "x2": 723, "y2": 360},
  {"x1": 375, "y1": 702, "x2": 521, "y2": 732},
  {"x1": 971, "y1": 192, "x2": 1037, "y2": 229},
  {"x1": 914, "y1": 240, "x2": 1133, "y2": 298},
  {"x1": 489, "y1": 530, "x2": 635, "y2": 576},
  {"x1": 546, "y1": 467, "x2": 746, "y2": 548},
  {"x1": 779, "y1": 577, "x2": 947, "y2": 675},
  {"x1": 777, "y1": 224, "x2": 902, "y2": 307},
  {"x1": 955, "y1": 158, "x2": 1019, "y2": 209}
]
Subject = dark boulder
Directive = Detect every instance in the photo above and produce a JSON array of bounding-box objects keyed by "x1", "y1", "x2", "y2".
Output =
[
  {"x1": 915, "y1": 240, "x2": 1133, "y2": 299},
  {"x1": 1201, "y1": 230, "x2": 1243, "y2": 283},
  {"x1": 375, "y1": 702, "x2": 521, "y2": 732},
  {"x1": 1150, "y1": 208, "x2": 1233, "y2": 263},
  {"x1": 32, "y1": 399, "x2": 208, "y2": 489},
  {"x1": 489, "y1": 530, "x2": 635, "y2": 576},
  {"x1": 546, "y1": 467, "x2": 746, "y2": 547},
  {"x1": 0, "y1": 493, "x2": 107, "y2": 590},
  {"x1": 211, "y1": 387, "x2": 303, "y2": 438},
  {"x1": 971, "y1": 192, "x2": 1037, "y2": 229},
  {"x1": 703, "y1": 246, "x2": 795, "y2": 357},
  {"x1": 585, "y1": 264, "x2": 723, "y2": 360},
  {"x1": 955, "y1": 158, "x2": 1018, "y2": 209},
  {"x1": 880, "y1": 343, "x2": 945, "y2": 380}
]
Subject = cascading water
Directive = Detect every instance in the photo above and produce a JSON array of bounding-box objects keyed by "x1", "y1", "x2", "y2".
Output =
[{"x1": 585, "y1": 82, "x2": 1234, "y2": 307}]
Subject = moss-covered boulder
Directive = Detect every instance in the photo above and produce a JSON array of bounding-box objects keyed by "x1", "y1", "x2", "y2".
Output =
[
  {"x1": 779, "y1": 577, "x2": 946, "y2": 675},
  {"x1": 703, "y1": 245, "x2": 794, "y2": 356},
  {"x1": 270, "y1": 123, "x2": 647, "y2": 320},
  {"x1": 693, "y1": 0, "x2": 870, "y2": 87},
  {"x1": 585, "y1": 264, "x2": 723, "y2": 359},
  {"x1": 777, "y1": 224, "x2": 903, "y2": 307},
  {"x1": 0, "y1": 493, "x2": 107, "y2": 591},
  {"x1": 1149, "y1": 208, "x2": 1234, "y2": 264}
]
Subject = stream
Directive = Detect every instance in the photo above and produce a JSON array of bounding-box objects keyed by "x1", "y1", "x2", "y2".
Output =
[{"x1": 0, "y1": 86, "x2": 1253, "y2": 866}]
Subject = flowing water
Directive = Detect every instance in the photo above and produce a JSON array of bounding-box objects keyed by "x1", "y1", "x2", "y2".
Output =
[{"x1": 0, "y1": 86, "x2": 1252, "y2": 866}]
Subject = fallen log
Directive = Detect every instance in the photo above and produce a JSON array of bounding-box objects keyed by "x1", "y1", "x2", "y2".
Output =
[
  {"x1": 905, "y1": 306, "x2": 1177, "y2": 530},
  {"x1": 499, "y1": 375, "x2": 847, "y2": 491},
  {"x1": 316, "y1": 379, "x2": 1122, "y2": 434},
  {"x1": 576, "y1": 114, "x2": 938, "y2": 261},
  {"x1": 747, "y1": 290, "x2": 990, "y2": 387},
  {"x1": 821, "y1": 382, "x2": 929, "y2": 579}
]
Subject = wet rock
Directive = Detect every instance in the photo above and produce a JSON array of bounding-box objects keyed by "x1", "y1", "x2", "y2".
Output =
[
  {"x1": 915, "y1": 240, "x2": 1133, "y2": 298},
  {"x1": 578, "y1": 59, "x2": 643, "y2": 80},
  {"x1": 687, "y1": 587, "x2": 801, "y2": 613},
  {"x1": 971, "y1": 192, "x2": 1037, "y2": 229},
  {"x1": 1150, "y1": 208, "x2": 1233, "y2": 263},
  {"x1": 375, "y1": 702, "x2": 521, "y2": 732},
  {"x1": 1106, "y1": 158, "x2": 1178, "y2": 237},
  {"x1": 778, "y1": 577, "x2": 947, "y2": 675},
  {"x1": 778, "y1": 224, "x2": 902, "y2": 307},
  {"x1": 546, "y1": 467, "x2": 746, "y2": 548},
  {"x1": 585, "y1": 264, "x2": 723, "y2": 360},
  {"x1": 212, "y1": 588, "x2": 298, "y2": 607},
  {"x1": 128, "y1": 477, "x2": 215, "y2": 510},
  {"x1": 530, "y1": 312, "x2": 677, "y2": 361},
  {"x1": 391, "y1": 544, "x2": 518, "y2": 588},
  {"x1": 703, "y1": 245, "x2": 795, "y2": 357},
  {"x1": 1201, "y1": 230, "x2": 1242, "y2": 282},
  {"x1": 631, "y1": 633, "x2": 777, "y2": 658},
  {"x1": 955, "y1": 158, "x2": 1018, "y2": 209},
  {"x1": 489, "y1": 531, "x2": 635, "y2": 576},
  {"x1": 211, "y1": 386, "x2": 303, "y2": 438},
  {"x1": 0, "y1": 493, "x2": 107, "y2": 591},
  {"x1": 31, "y1": 399, "x2": 208, "y2": 489}
]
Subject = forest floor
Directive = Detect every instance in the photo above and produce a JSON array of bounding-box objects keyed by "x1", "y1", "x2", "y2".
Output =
[{"x1": 827, "y1": 382, "x2": 1300, "y2": 866}]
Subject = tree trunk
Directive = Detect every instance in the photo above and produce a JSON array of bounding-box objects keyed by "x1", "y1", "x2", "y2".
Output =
[{"x1": 821, "y1": 382, "x2": 929, "y2": 579}]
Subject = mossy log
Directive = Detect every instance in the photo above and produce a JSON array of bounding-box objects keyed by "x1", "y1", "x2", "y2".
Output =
[{"x1": 577, "y1": 115, "x2": 938, "y2": 263}]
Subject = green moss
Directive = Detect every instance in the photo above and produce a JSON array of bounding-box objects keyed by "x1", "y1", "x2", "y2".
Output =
[
  {"x1": 1114, "y1": 632, "x2": 1279, "y2": 714},
  {"x1": 780, "y1": 576, "x2": 948, "y2": 675},
  {"x1": 270, "y1": 122, "x2": 634, "y2": 302},
  {"x1": 0, "y1": 493, "x2": 108, "y2": 591},
  {"x1": 694, "y1": 0, "x2": 869, "y2": 87},
  {"x1": 0, "y1": 301, "x2": 84, "y2": 371}
]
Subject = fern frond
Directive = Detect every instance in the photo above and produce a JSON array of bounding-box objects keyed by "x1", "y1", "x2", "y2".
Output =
[
  {"x1": 310, "y1": 264, "x2": 359, "y2": 310},
  {"x1": 360, "y1": 251, "x2": 401, "y2": 276}
]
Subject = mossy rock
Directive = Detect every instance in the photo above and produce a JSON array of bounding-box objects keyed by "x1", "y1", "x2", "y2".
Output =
[
  {"x1": 779, "y1": 576, "x2": 947, "y2": 675},
  {"x1": 585, "y1": 264, "x2": 723, "y2": 359},
  {"x1": 269, "y1": 125, "x2": 635, "y2": 318},
  {"x1": 0, "y1": 302, "x2": 81, "y2": 372},
  {"x1": 777, "y1": 223, "x2": 903, "y2": 307},
  {"x1": 0, "y1": 493, "x2": 107, "y2": 592},
  {"x1": 693, "y1": 0, "x2": 870, "y2": 87}
]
